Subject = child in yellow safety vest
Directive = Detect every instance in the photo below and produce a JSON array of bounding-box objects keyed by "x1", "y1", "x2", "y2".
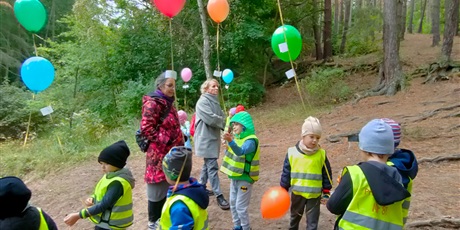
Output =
[
  {"x1": 326, "y1": 119, "x2": 411, "y2": 230},
  {"x1": 280, "y1": 116, "x2": 332, "y2": 230},
  {"x1": 64, "y1": 140, "x2": 135, "y2": 230},
  {"x1": 158, "y1": 146, "x2": 209, "y2": 230},
  {"x1": 221, "y1": 111, "x2": 260, "y2": 230},
  {"x1": 0, "y1": 176, "x2": 58, "y2": 230}
]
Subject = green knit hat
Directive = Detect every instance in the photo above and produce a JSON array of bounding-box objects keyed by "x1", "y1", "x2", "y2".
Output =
[{"x1": 230, "y1": 111, "x2": 255, "y2": 139}]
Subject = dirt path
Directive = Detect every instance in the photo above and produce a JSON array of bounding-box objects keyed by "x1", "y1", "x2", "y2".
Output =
[{"x1": 27, "y1": 34, "x2": 460, "y2": 229}]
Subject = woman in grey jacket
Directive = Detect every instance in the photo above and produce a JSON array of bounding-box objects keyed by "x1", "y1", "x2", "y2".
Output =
[{"x1": 194, "y1": 79, "x2": 230, "y2": 210}]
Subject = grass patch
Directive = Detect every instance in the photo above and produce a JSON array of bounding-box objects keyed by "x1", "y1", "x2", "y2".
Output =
[{"x1": 0, "y1": 121, "x2": 141, "y2": 178}]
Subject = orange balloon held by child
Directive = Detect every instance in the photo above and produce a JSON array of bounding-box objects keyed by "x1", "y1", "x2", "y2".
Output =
[{"x1": 260, "y1": 186, "x2": 290, "y2": 219}]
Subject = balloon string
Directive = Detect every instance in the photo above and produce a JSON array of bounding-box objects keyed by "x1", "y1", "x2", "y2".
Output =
[
  {"x1": 169, "y1": 18, "x2": 174, "y2": 71},
  {"x1": 184, "y1": 87, "x2": 187, "y2": 111},
  {"x1": 219, "y1": 78, "x2": 227, "y2": 113},
  {"x1": 23, "y1": 93, "x2": 35, "y2": 147},
  {"x1": 275, "y1": 0, "x2": 310, "y2": 112},
  {"x1": 32, "y1": 34, "x2": 38, "y2": 56},
  {"x1": 216, "y1": 23, "x2": 220, "y2": 71}
]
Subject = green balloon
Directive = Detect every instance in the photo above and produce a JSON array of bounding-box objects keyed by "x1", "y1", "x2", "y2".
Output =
[
  {"x1": 14, "y1": 0, "x2": 47, "y2": 33},
  {"x1": 271, "y1": 25, "x2": 302, "y2": 62}
]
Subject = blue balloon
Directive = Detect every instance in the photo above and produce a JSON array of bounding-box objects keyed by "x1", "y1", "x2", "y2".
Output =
[
  {"x1": 222, "y1": 69, "x2": 234, "y2": 84},
  {"x1": 21, "y1": 56, "x2": 55, "y2": 93}
]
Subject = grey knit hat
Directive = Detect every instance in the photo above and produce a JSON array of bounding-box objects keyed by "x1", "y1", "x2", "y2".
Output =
[
  {"x1": 359, "y1": 119, "x2": 395, "y2": 155},
  {"x1": 162, "y1": 146, "x2": 192, "y2": 182}
]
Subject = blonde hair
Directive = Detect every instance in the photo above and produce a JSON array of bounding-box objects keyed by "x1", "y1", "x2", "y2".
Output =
[{"x1": 200, "y1": 79, "x2": 219, "y2": 94}]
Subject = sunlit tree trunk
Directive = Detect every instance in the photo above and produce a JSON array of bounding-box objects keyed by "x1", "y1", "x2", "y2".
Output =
[
  {"x1": 441, "y1": 0, "x2": 460, "y2": 61},
  {"x1": 417, "y1": 0, "x2": 427, "y2": 33},
  {"x1": 324, "y1": 0, "x2": 333, "y2": 61},
  {"x1": 196, "y1": 0, "x2": 212, "y2": 79},
  {"x1": 312, "y1": 0, "x2": 323, "y2": 59},
  {"x1": 408, "y1": 0, "x2": 416, "y2": 33},
  {"x1": 397, "y1": 0, "x2": 407, "y2": 41},
  {"x1": 431, "y1": 0, "x2": 441, "y2": 46},
  {"x1": 334, "y1": 0, "x2": 339, "y2": 34}
]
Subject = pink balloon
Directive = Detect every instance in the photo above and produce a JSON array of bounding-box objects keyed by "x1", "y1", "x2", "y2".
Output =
[
  {"x1": 181, "y1": 68, "x2": 192, "y2": 83},
  {"x1": 152, "y1": 0, "x2": 186, "y2": 18}
]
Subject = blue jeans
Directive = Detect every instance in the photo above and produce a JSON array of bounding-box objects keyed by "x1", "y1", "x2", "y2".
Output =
[{"x1": 199, "y1": 158, "x2": 222, "y2": 196}]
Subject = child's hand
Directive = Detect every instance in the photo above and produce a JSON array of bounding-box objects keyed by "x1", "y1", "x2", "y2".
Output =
[
  {"x1": 84, "y1": 197, "x2": 94, "y2": 206},
  {"x1": 222, "y1": 132, "x2": 232, "y2": 142},
  {"x1": 64, "y1": 212, "x2": 80, "y2": 226}
]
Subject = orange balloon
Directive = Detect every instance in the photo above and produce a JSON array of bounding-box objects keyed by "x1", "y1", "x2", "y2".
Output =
[
  {"x1": 260, "y1": 186, "x2": 290, "y2": 219},
  {"x1": 207, "y1": 0, "x2": 230, "y2": 23}
]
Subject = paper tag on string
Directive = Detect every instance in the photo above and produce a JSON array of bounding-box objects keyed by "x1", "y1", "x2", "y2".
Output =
[
  {"x1": 182, "y1": 84, "x2": 189, "y2": 89},
  {"x1": 165, "y1": 70, "x2": 177, "y2": 79},
  {"x1": 225, "y1": 85, "x2": 229, "y2": 89},
  {"x1": 279, "y1": 42, "x2": 288, "y2": 53},
  {"x1": 213, "y1": 70, "x2": 222, "y2": 77},
  {"x1": 285, "y1": 69, "x2": 296, "y2": 79},
  {"x1": 40, "y1": 106, "x2": 54, "y2": 116}
]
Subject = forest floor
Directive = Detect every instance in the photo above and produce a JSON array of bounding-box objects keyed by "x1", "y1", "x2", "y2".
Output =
[{"x1": 27, "y1": 34, "x2": 460, "y2": 230}]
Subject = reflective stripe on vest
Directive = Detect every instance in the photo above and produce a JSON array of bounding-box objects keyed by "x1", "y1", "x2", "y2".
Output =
[
  {"x1": 387, "y1": 161, "x2": 412, "y2": 224},
  {"x1": 89, "y1": 175, "x2": 133, "y2": 229},
  {"x1": 220, "y1": 134, "x2": 260, "y2": 181},
  {"x1": 288, "y1": 147, "x2": 325, "y2": 199},
  {"x1": 338, "y1": 165, "x2": 404, "y2": 230},
  {"x1": 159, "y1": 194, "x2": 209, "y2": 230},
  {"x1": 37, "y1": 208, "x2": 49, "y2": 230}
]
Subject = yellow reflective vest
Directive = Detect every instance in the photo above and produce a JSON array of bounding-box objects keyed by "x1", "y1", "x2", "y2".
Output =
[
  {"x1": 37, "y1": 208, "x2": 48, "y2": 230},
  {"x1": 387, "y1": 161, "x2": 413, "y2": 224},
  {"x1": 288, "y1": 147, "x2": 325, "y2": 199},
  {"x1": 220, "y1": 134, "x2": 260, "y2": 182},
  {"x1": 338, "y1": 165, "x2": 404, "y2": 230},
  {"x1": 159, "y1": 194, "x2": 208, "y2": 230},
  {"x1": 88, "y1": 175, "x2": 133, "y2": 229}
]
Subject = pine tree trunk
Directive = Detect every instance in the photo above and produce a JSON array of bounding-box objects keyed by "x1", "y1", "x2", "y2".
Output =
[
  {"x1": 408, "y1": 0, "x2": 416, "y2": 33},
  {"x1": 324, "y1": 0, "x2": 333, "y2": 61},
  {"x1": 334, "y1": 0, "x2": 339, "y2": 34},
  {"x1": 441, "y1": 0, "x2": 460, "y2": 61},
  {"x1": 418, "y1": 0, "x2": 427, "y2": 33},
  {"x1": 397, "y1": 0, "x2": 407, "y2": 41},
  {"x1": 431, "y1": 0, "x2": 441, "y2": 46},
  {"x1": 197, "y1": 0, "x2": 212, "y2": 79},
  {"x1": 340, "y1": 0, "x2": 351, "y2": 53},
  {"x1": 313, "y1": 0, "x2": 323, "y2": 60},
  {"x1": 381, "y1": 0, "x2": 403, "y2": 95}
]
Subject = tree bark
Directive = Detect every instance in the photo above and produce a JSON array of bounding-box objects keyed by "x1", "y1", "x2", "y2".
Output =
[
  {"x1": 380, "y1": 0, "x2": 403, "y2": 95},
  {"x1": 417, "y1": 0, "x2": 427, "y2": 33},
  {"x1": 441, "y1": 0, "x2": 460, "y2": 61},
  {"x1": 196, "y1": 0, "x2": 212, "y2": 79},
  {"x1": 397, "y1": 0, "x2": 407, "y2": 41},
  {"x1": 324, "y1": 0, "x2": 333, "y2": 61},
  {"x1": 408, "y1": 0, "x2": 416, "y2": 33},
  {"x1": 313, "y1": 0, "x2": 323, "y2": 60},
  {"x1": 431, "y1": 0, "x2": 441, "y2": 46},
  {"x1": 340, "y1": 0, "x2": 351, "y2": 53},
  {"x1": 334, "y1": 0, "x2": 339, "y2": 34}
]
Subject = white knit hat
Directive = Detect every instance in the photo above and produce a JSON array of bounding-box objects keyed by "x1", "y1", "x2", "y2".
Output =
[{"x1": 301, "y1": 116, "x2": 322, "y2": 137}]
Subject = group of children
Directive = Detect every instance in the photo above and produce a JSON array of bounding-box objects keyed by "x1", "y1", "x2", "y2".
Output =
[{"x1": 0, "y1": 109, "x2": 418, "y2": 230}]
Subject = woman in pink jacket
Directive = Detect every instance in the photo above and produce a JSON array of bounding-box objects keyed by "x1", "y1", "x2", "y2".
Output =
[{"x1": 140, "y1": 72, "x2": 184, "y2": 229}]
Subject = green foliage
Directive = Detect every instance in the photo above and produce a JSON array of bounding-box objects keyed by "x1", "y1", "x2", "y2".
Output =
[
  {"x1": 344, "y1": 8, "x2": 382, "y2": 56},
  {"x1": 222, "y1": 73, "x2": 266, "y2": 109},
  {"x1": 303, "y1": 68, "x2": 352, "y2": 105}
]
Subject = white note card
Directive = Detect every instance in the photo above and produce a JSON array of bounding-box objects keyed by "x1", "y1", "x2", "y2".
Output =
[
  {"x1": 182, "y1": 84, "x2": 189, "y2": 89},
  {"x1": 225, "y1": 85, "x2": 229, "y2": 89},
  {"x1": 40, "y1": 106, "x2": 54, "y2": 116},
  {"x1": 213, "y1": 70, "x2": 222, "y2": 77},
  {"x1": 285, "y1": 69, "x2": 296, "y2": 79},
  {"x1": 279, "y1": 42, "x2": 288, "y2": 53},
  {"x1": 165, "y1": 70, "x2": 177, "y2": 79}
]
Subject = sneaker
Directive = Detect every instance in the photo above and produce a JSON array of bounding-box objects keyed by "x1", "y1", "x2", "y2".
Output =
[
  {"x1": 148, "y1": 220, "x2": 158, "y2": 230},
  {"x1": 216, "y1": 194, "x2": 230, "y2": 210},
  {"x1": 232, "y1": 226, "x2": 242, "y2": 230},
  {"x1": 206, "y1": 189, "x2": 214, "y2": 196}
]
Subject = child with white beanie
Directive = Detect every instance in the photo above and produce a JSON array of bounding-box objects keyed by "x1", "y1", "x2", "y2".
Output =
[
  {"x1": 326, "y1": 119, "x2": 411, "y2": 230},
  {"x1": 280, "y1": 116, "x2": 333, "y2": 230}
]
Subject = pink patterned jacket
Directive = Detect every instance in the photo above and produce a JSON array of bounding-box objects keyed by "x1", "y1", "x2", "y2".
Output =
[{"x1": 140, "y1": 94, "x2": 183, "y2": 184}]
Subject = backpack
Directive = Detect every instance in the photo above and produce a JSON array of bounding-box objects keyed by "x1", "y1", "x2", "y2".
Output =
[
  {"x1": 136, "y1": 96, "x2": 171, "y2": 152},
  {"x1": 190, "y1": 113, "x2": 196, "y2": 137}
]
